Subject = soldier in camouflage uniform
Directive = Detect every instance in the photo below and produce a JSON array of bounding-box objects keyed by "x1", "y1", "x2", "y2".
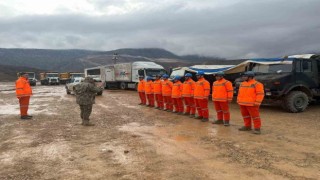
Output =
[{"x1": 74, "y1": 77, "x2": 103, "y2": 126}]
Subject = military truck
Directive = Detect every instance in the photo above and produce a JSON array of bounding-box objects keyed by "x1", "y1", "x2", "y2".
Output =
[
  {"x1": 59, "y1": 72, "x2": 71, "y2": 84},
  {"x1": 39, "y1": 72, "x2": 60, "y2": 85},
  {"x1": 17, "y1": 72, "x2": 37, "y2": 86},
  {"x1": 226, "y1": 54, "x2": 320, "y2": 113}
]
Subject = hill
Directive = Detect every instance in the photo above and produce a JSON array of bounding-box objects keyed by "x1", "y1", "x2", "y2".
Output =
[
  {"x1": 0, "y1": 48, "x2": 242, "y2": 81},
  {"x1": 0, "y1": 64, "x2": 44, "y2": 81}
]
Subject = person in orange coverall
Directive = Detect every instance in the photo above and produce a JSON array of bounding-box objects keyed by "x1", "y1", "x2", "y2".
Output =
[
  {"x1": 137, "y1": 75, "x2": 146, "y2": 105},
  {"x1": 171, "y1": 76, "x2": 184, "y2": 114},
  {"x1": 194, "y1": 71, "x2": 210, "y2": 122},
  {"x1": 212, "y1": 71, "x2": 234, "y2": 126},
  {"x1": 153, "y1": 74, "x2": 164, "y2": 109},
  {"x1": 15, "y1": 72, "x2": 33, "y2": 120},
  {"x1": 145, "y1": 76, "x2": 155, "y2": 107},
  {"x1": 182, "y1": 73, "x2": 196, "y2": 117},
  {"x1": 237, "y1": 71, "x2": 265, "y2": 135},
  {"x1": 161, "y1": 74, "x2": 173, "y2": 111}
]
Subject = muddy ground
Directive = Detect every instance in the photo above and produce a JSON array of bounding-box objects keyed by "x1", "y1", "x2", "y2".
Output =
[{"x1": 0, "y1": 82, "x2": 319, "y2": 180}]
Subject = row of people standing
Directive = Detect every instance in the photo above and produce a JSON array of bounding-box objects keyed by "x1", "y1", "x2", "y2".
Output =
[{"x1": 137, "y1": 71, "x2": 265, "y2": 134}]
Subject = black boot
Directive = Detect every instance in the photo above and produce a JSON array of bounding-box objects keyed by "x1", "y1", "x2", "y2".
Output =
[
  {"x1": 223, "y1": 121, "x2": 230, "y2": 126},
  {"x1": 201, "y1": 118, "x2": 209, "y2": 122},
  {"x1": 21, "y1": 116, "x2": 32, "y2": 120},
  {"x1": 195, "y1": 116, "x2": 203, "y2": 120},
  {"x1": 252, "y1": 129, "x2": 261, "y2": 135},
  {"x1": 189, "y1": 114, "x2": 196, "y2": 118},
  {"x1": 238, "y1": 126, "x2": 252, "y2": 131},
  {"x1": 212, "y1": 120, "x2": 223, "y2": 124}
]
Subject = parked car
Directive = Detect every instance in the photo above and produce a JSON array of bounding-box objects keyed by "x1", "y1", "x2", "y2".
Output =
[
  {"x1": 65, "y1": 77, "x2": 103, "y2": 96},
  {"x1": 65, "y1": 77, "x2": 84, "y2": 94}
]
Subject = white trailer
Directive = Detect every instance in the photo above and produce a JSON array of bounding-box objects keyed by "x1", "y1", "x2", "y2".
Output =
[
  {"x1": 84, "y1": 66, "x2": 106, "y2": 85},
  {"x1": 85, "y1": 61, "x2": 166, "y2": 90},
  {"x1": 109, "y1": 61, "x2": 166, "y2": 89}
]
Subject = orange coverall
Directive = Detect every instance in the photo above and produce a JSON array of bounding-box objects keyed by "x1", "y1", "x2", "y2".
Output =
[
  {"x1": 161, "y1": 79, "x2": 173, "y2": 111},
  {"x1": 153, "y1": 79, "x2": 164, "y2": 109},
  {"x1": 137, "y1": 79, "x2": 146, "y2": 105},
  {"x1": 145, "y1": 80, "x2": 155, "y2": 107},
  {"x1": 212, "y1": 78, "x2": 233, "y2": 121},
  {"x1": 237, "y1": 79, "x2": 265, "y2": 129},
  {"x1": 182, "y1": 79, "x2": 196, "y2": 115},
  {"x1": 194, "y1": 77, "x2": 210, "y2": 118},
  {"x1": 15, "y1": 77, "x2": 33, "y2": 116},
  {"x1": 172, "y1": 81, "x2": 184, "y2": 113}
]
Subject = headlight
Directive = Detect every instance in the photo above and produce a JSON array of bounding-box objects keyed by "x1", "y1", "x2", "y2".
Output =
[{"x1": 266, "y1": 92, "x2": 272, "y2": 96}]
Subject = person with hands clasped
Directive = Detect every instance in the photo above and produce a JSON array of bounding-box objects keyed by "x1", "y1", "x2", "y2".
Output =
[
  {"x1": 237, "y1": 71, "x2": 265, "y2": 134},
  {"x1": 194, "y1": 71, "x2": 210, "y2": 122},
  {"x1": 212, "y1": 71, "x2": 234, "y2": 126}
]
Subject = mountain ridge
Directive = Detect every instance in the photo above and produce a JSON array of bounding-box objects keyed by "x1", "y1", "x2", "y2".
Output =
[{"x1": 0, "y1": 47, "x2": 239, "y2": 81}]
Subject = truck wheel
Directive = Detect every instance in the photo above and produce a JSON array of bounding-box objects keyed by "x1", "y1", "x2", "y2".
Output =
[
  {"x1": 120, "y1": 82, "x2": 127, "y2": 90},
  {"x1": 66, "y1": 89, "x2": 71, "y2": 95},
  {"x1": 97, "y1": 91, "x2": 103, "y2": 96},
  {"x1": 284, "y1": 91, "x2": 309, "y2": 113}
]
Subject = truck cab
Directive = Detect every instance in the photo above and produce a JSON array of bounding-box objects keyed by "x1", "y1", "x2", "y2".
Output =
[
  {"x1": 59, "y1": 72, "x2": 71, "y2": 84},
  {"x1": 232, "y1": 54, "x2": 320, "y2": 112},
  {"x1": 27, "y1": 72, "x2": 37, "y2": 86},
  {"x1": 47, "y1": 73, "x2": 60, "y2": 85},
  {"x1": 17, "y1": 72, "x2": 37, "y2": 86},
  {"x1": 40, "y1": 72, "x2": 60, "y2": 85}
]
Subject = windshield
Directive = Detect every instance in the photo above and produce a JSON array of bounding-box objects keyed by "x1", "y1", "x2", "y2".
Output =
[
  {"x1": 252, "y1": 64, "x2": 292, "y2": 73},
  {"x1": 145, "y1": 69, "x2": 167, "y2": 77},
  {"x1": 87, "y1": 69, "x2": 100, "y2": 75},
  {"x1": 47, "y1": 74, "x2": 58, "y2": 77}
]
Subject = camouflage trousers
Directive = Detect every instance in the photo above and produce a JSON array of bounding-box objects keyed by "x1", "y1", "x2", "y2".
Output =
[{"x1": 80, "y1": 105, "x2": 93, "y2": 124}]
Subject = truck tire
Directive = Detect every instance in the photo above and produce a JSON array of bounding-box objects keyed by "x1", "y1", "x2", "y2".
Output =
[
  {"x1": 283, "y1": 91, "x2": 309, "y2": 113},
  {"x1": 120, "y1": 82, "x2": 127, "y2": 90},
  {"x1": 66, "y1": 89, "x2": 71, "y2": 95},
  {"x1": 97, "y1": 91, "x2": 103, "y2": 96}
]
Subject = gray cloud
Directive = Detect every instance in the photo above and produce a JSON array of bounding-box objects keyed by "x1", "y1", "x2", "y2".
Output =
[{"x1": 0, "y1": 0, "x2": 319, "y2": 58}]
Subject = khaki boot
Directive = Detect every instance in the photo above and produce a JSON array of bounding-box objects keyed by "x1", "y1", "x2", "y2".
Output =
[{"x1": 82, "y1": 120, "x2": 95, "y2": 126}]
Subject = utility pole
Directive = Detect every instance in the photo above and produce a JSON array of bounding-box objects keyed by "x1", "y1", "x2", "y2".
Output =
[{"x1": 112, "y1": 53, "x2": 118, "y2": 64}]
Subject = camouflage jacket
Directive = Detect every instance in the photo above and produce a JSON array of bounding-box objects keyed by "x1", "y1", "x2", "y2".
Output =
[{"x1": 74, "y1": 82, "x2": 103, "y2": 105}]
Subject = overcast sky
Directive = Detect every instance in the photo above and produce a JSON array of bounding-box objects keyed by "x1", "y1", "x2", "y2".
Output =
[{"x1": 0, "y1": 0, "x2": 319, "y2": 58}]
